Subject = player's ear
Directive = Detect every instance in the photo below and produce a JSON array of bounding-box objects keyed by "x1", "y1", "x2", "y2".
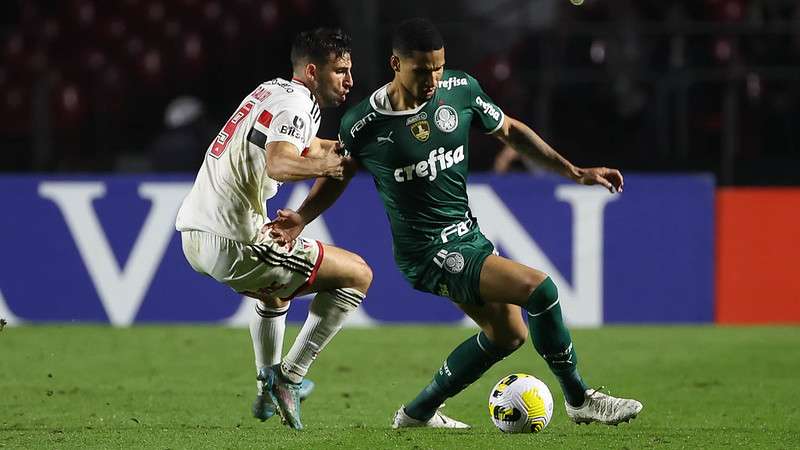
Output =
[
  {"x1": 390, "y1": 55, "x2": 400, "y2": 72},
  {"x1": 305, "y1": 63, "x2": 317, "y2": 82}
]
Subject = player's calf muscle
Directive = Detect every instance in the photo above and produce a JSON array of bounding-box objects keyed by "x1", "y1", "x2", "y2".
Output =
[{"x1": 461, "y1": 303, "x2": 527, "y2": 350}]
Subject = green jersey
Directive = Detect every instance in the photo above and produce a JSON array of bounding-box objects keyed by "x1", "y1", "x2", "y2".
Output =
[{"x1": 339, "y1": 70, "x2": 504, "y2": 284}]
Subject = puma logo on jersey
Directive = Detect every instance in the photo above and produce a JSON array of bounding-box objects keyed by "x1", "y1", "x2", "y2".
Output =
[
  {"x1": 377, "y1": 131, "x2": 394, "y2": 145},
  {"x1": 393, "y1": 146, "x2": 464, "y2": 183}
]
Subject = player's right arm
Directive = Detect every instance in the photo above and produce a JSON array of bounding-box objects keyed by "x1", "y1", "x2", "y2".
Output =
[
  {"x1": 266, "y1": 141, "x2": 345, "y2": 182},
  {"x1": 263, "y1": 105, "x2": 345, "y2": 181}
]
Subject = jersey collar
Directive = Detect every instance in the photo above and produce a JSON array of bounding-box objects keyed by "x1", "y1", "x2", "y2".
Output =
[
  {"x1": 369, "y1": 83, "x2": 429, "y2": 116},
  {"x1": 290, "y1": 77, "x2": 316, "y2": 102}
]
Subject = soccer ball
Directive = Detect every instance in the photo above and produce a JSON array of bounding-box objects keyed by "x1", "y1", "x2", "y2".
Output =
[{"x1": 488, "y1": 373, "x2": 554, "y2": 433}]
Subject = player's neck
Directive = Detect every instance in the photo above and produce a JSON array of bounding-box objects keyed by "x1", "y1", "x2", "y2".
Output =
[
  {"x1": 387, "y1": 80, "x2": 423, "y2": 111},
  {"x1": 291, "y1": 75, "x2": 315, "y2": 97}
]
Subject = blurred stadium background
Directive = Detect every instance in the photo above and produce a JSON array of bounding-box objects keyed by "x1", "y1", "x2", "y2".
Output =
[
  {"x1": 1, "y1": 0, "x2": 798, "y2": 448},
  {"x1": 1, "y1": 0, "x2": 800, "y2": 182}
]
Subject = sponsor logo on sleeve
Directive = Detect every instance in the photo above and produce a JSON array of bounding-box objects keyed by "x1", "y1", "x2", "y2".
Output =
[
  {"x1": 475, "y1": 96, "x2": 501, "y2": 122},
  {"x1": 350, "y1": 112, "x2": 377, "y2": 138},
  {"x1": 277, "y1": 115, "x2": 305, "y2": 140}
]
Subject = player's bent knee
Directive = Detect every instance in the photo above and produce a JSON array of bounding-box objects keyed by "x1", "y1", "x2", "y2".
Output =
[
  {"x1": 519, "y1": 272, "x2": 551, "y2": 299},
  {"x1": 350, "y1": 256, "x2": 373, "y2": 294},
  {"x1": 525, "y1": 276, "x2": 559, "y2": 316},
  {"x1": 499, "y1": 330, "x2": 527, "y2": 351},
  {"x1": 499, "y1": 336, "x2": 526, "y2": 352},
  {"x1": 512, "y1": 331, "x2": 528, "y2": 349}
]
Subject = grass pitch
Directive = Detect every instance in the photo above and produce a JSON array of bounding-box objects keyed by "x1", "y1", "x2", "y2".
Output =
[{"x1": 1, "y1": 324, "x2": 797, "y2": 449}]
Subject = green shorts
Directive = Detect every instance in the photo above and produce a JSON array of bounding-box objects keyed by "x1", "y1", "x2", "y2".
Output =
[{"x1": 412, "y1": 230, "x2": 496, "y2": 305}]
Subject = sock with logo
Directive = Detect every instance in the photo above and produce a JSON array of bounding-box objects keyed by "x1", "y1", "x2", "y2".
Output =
[
  {"x1": 250, "y1": 300, "x2": 289, "y2": 394},
  {"x1": 525, "y1": 277, "x2": 588, "y2": 407},
  {"x1": 404, "y1": 332, "x2": 515, "y2": 421}
]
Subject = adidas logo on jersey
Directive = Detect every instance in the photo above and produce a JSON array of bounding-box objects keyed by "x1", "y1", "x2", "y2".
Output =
[
  {"x1": 393, "y1": 146, "x2": 464, "y2": 182},
  {"x1": 438, "y1": 77, "x2": 467, "y2": 90}
]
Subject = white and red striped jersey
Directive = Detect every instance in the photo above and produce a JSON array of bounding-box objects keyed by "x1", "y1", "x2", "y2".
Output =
[{"x1": 176, "y1": 78, "x2": 322, "y2": 242}]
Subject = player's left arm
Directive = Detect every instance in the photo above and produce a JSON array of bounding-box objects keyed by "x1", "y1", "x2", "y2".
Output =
[
  {"x1": 265, "y1": 135, "x2": 358, "y2": 245},
  {"x1": 265, "y1": 162, "x2": 356, "y2": 245},
  {"x1": 492, "y1": 116, "x2": 624, "y2": 193}
]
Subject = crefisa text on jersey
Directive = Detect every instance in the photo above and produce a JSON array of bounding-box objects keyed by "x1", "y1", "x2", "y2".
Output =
[
  {"x1": 393, "y1": 145, "x2": 465, "y2": 182},
  {"x1": 438, "y1": 76, "x2": 467, "y2": 90},
  {"x1": 475, "y1": 96, "x2": 501, "y2": 121}
]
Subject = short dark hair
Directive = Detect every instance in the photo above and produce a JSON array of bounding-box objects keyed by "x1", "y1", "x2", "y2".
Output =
[
  {"x1": 392, "y1": 18, "x2": 444, "y2": 57},
  {"x1": 290, "y1": 28, "x2": 351, "y2": 68}
]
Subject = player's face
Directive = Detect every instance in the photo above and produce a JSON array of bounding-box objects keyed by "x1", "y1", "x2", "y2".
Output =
[
  {"x1": 395, "y1": 48, "x2": 445, "y2": 102},
  {"x1": 315, "y1": 53, "x2": 353, "y2": 107}
]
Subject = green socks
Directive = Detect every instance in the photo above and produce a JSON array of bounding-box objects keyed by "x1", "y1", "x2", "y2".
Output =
[
  {"x1": 405, "y1": 276, "x2": 587, "y2": 420},
  {"x1": 405, "y1": 331, "x2": 515, "y2": 421},
  {"x1": 526, "y1": 276, "x2": 588, "y2": 407}
]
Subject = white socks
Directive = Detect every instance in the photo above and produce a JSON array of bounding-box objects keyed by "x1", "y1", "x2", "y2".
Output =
[
  {"x1": 281, "y1": 288, "x2": 365, "y2": 383},
  {"x1": 250, "y1": 300, "x2": 289, "y2": 393}
]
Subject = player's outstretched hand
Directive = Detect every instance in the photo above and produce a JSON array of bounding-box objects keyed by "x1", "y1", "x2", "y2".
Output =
[
  {"x1": 264, "y1": 209, "x2": 306, "y2": 246},
  {"x1": 574, "y1": 167, "x2": 624, "y2": 193}
]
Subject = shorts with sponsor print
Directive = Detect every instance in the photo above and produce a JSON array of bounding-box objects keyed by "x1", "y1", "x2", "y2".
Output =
[
  {"x1": 412, "y1": 229, "x2": 496, "y2": 306},
  {"x1": 180, "y1": 229, "x2": 323, "y2": 300}
]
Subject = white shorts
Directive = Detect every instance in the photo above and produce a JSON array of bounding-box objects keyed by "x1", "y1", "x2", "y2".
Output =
[{"x1": 180, "y1": 229, "x2": 324, "y2": 300}]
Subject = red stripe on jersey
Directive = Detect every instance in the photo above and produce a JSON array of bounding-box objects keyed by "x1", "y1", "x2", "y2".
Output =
[
  {"x1": 257, "y1": 110, "x2": 273, "y2": 127},
  {"x1": 300, "y1": 147, "x2": 309, "y2": 156}
]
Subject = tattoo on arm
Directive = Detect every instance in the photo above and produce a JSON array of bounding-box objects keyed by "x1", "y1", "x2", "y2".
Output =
[{"x1": 502, "y1": 119, "x2": 579, "y2": 180}]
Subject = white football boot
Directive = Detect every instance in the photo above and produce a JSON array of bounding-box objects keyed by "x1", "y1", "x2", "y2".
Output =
[
  {"x1": 565, "y1": 388, "x2": 643, "y2": 425},
  {"x1": 391, "y1": 405, "x2": 470, "y2": 429}
]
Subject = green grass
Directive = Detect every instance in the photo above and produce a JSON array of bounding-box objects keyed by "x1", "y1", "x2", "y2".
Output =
[{"x1": 1, "y1": 325, "x2": 798, "y2": 449}]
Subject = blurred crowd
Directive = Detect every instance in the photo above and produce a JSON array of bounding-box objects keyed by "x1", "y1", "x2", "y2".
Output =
[
  {"x1": 1, "y1": 0, "x2": 798, "y2": 184},
  {"x1": 0, "y1": 0, "x2": 337, "y2": 172},
  {"x1": 466, "y1": 0, "x2": 800, "y2": 183}
]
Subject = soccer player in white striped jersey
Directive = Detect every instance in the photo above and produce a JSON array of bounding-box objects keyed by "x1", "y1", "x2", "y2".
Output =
[{"x1": 175, "y1": 28, "x2": 368, "y2": 430}]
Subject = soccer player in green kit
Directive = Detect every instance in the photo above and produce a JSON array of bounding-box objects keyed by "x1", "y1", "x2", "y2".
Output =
[{"x1": 267, "y1": 18, "x2": 643, "y2": 428}]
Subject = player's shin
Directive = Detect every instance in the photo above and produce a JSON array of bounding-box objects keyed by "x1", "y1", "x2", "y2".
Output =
[
  {"x1": 405, "y1": 332, "x2": 515, "y2": 421},
  {"x1": 280, "y1": 288, "x2": 364, "y2": 383},
  {"x1": 250, "y1": 300, "x2": 289, "y2": 392},
  {"x1": 525, "y1": 277, "x2": 588, "y2": 407}
]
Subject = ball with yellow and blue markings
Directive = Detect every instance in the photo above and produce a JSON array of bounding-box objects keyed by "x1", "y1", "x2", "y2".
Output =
[{"x1": 488, "y1": 373, "x2": 554, "y2": 433}]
